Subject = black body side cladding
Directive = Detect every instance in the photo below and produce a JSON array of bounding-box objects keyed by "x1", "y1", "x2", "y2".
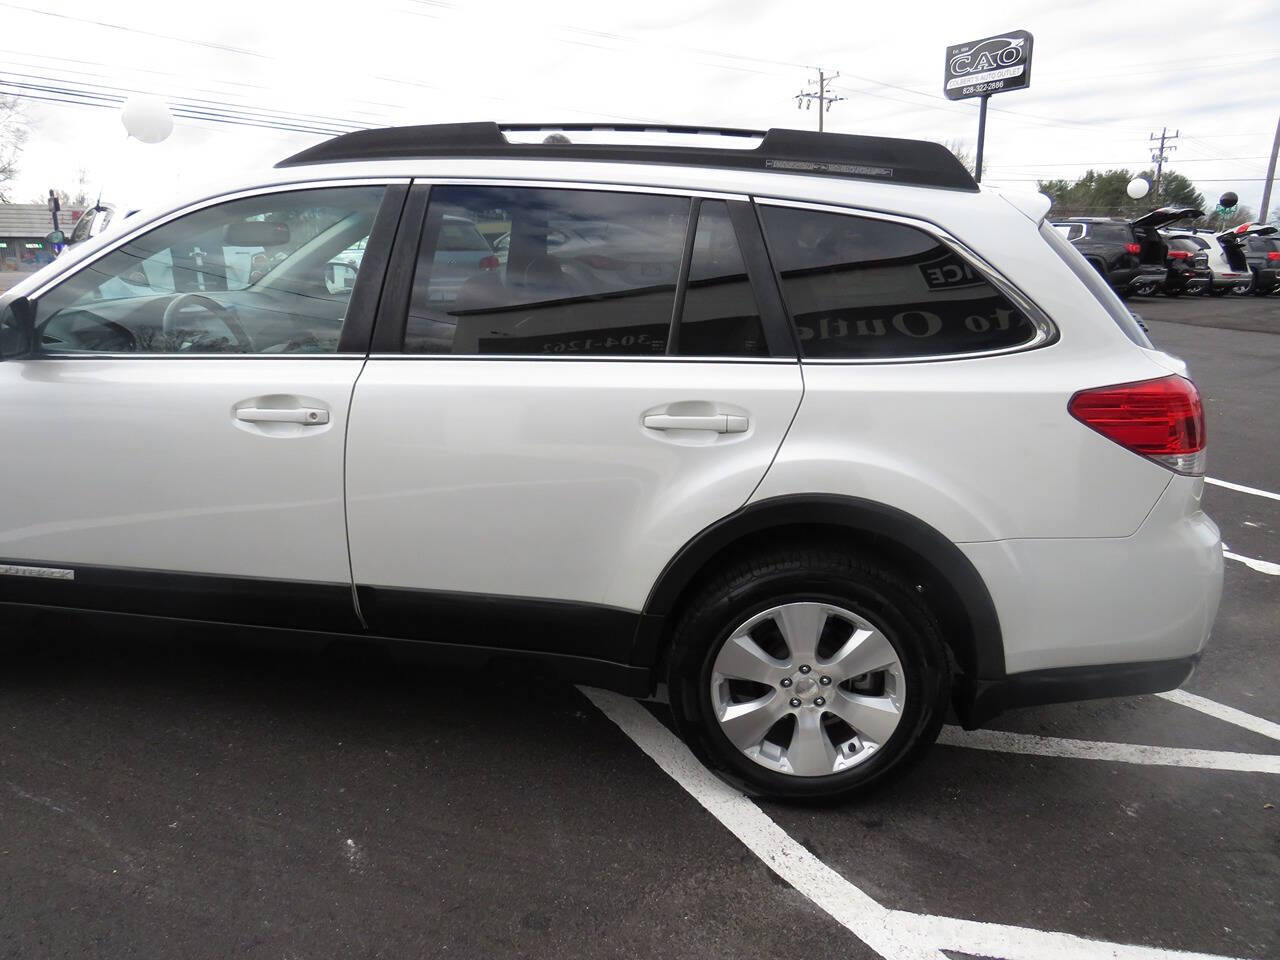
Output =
[
  {"x1": 355, "y1": 584, "x2": 639, "y2": 664},
  {"x1": 961, "y1": 656, "x2": 1199, "y2": 729},
  {"x1": 0, "y1": 561, "x2": 361, "y2": 634},
  {"x1": 636, "y1": 494, "x2": 1006, "y2": 678}
]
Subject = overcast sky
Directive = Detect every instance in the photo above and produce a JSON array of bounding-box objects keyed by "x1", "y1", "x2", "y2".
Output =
[{"x1": 3, "y1": 0, "x2": 1278, "y2": 218}]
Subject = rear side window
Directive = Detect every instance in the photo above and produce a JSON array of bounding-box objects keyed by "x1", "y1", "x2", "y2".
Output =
[
  {"x1": 1039, "y1": 221, "x2": 1152, "y2": 348},
  {"x1": 758, "y1": 205, "x2": 1039, "y2": 359},
  {"x1": 404, "y1": 186, "x2": 687, "y2": 356},
  {"x1": 1167, "y1": 238, "x2": 1201, "y2": 253},
  {"x1": 1090, "y1": 223, "x2": 1134, "y2": 244},
  {"x1": 1052, "y1": 223, "x2": 1083, "y2": 242}
]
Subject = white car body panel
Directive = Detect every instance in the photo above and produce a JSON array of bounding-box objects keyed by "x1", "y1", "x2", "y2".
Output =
[
  {"x1": 960, "y1": 476, "x2": 1222, "y2": 672},
  {"x1": 345, "y1": 358, "x2": 803, "y2": 610},
  {"x1": 0, "y1": 358, "x2": 361, "y2": 583}
]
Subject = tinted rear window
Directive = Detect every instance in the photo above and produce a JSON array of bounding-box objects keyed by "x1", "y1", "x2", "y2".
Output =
[
  {"x1": 1088, "y1": 223, "x2": 1134, "y2": 244},
  {"x1": 758, "y1": 205, "x2": 1040, "y2": 359}
]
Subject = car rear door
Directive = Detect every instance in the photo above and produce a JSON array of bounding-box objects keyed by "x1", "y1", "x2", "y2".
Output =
[
  {"x1": 0, "y1": 181, "x2": 407, "y2": 630},
  {"x1": 344, "y1": 183, "x2": 802, "y2": 664}
]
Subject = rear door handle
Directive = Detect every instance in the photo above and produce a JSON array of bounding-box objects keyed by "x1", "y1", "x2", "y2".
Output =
[
  {"x1": 235, "y1": 406, "x2": 329, "y2": 425},
  {"x1": 642, "y1": 413, "x2": 749, "y2": 434}
]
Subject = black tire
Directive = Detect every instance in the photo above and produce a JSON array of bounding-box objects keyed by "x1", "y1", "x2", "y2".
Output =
[
  {"x1": 1209, "y1": 287, "x2": 1228, "y2": 297},
  {"x1": 666, "y1": 547, "x2": 950, "y2": 802}
]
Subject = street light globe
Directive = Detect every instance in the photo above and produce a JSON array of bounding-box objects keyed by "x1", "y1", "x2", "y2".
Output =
[{"x1": 1126, "y1": 178, "x2": 1151, "y2": 200}]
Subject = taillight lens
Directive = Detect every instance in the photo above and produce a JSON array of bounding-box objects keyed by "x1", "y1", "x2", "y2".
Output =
[
  {"x1": 1068, "y1": 375, "x2": 1206, "y2": 475},
  {"x1": 1167, "y1": 249, "x2": 1191, "y2": 260},
  {"x1": 1125, "y1": 242, "x2": 1142, "y2": 255},
  {"x1": 1267, "y1": 251, "x2": 1280, "y2": 262},
  {"x1": 479, "y1": 255, "x2": 500, "y2": 270}
]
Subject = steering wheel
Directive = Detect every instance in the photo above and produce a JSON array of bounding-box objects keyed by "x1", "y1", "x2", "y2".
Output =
[{"x1": 161, "y1": 293, "x2": 252, "y2": 352}]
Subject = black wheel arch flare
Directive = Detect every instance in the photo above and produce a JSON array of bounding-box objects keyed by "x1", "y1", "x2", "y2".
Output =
[{"x1": 633, "y1": 494, "x2": 1006, "y2": 723}]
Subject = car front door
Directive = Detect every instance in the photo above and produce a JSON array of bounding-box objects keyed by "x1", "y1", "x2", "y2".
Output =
[
  {"x1": 344, "y1": 183, "x2": 803, "y2": 666},
  {"x1": 0, "y1": 181, "x2": 406, "y2": 631}
]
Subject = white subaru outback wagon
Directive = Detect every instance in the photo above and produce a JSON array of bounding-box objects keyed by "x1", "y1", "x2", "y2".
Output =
[{"x1": 0, "y1": 123, "x2": 1223, "y2": 800}]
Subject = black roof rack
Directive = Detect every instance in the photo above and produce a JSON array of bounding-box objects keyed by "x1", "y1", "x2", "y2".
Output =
[{"x1": 276, "y1": 122, "x2": 978, "y2": 192}]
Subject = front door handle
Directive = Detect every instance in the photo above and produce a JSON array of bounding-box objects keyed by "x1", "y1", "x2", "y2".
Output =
[
  {"x1": 235, "y1": 406, "x2": 329, "y2": 425},
  {"x1": 642, "y1": 413, "x2": 749, "y2": 434}
]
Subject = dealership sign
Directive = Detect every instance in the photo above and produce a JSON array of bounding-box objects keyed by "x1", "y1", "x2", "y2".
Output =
[{"x1": 944, "y1": 30, "x2": 1034, "y2": 100}]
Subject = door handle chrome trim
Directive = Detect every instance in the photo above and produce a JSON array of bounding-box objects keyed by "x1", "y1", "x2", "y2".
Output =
[
  {"x1": 235, "y1": 407, "x2": 329, "y2": 425},
  {"x1": 642, "y1": 413, "x2": 748, "y2": 434}
]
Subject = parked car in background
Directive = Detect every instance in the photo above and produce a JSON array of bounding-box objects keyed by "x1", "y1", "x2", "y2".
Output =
[
  {"x1": 60, "y1": 202, "x2": 138, "y2": 253},
  {"x1": 1052, "y1": 207, "x2": 1201, "y2": 297},
  {"x1": 1162, "y1": 227, "x2": 1253, "y2": 296},
  {"x1": 1238, "y1": 225, "x2": 1280, "y2": 295},
  {"x1": 1160, "y1": 235, "x2": 1210, "y2": 297}
]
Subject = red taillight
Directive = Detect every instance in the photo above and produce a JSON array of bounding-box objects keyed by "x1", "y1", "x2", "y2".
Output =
[
  {"x1": 479, "y1": 255, "x2": 500, "y2": 270},
  {"x1": 1267, "y1": 251, "x2": 1280, "y2": 262},
  {"x1": 1125, "y1": 242, "x2": 1142, "y2": 255},
  {"x1": 1068, "y1": 375, "x2": 1206, "y2": 475},
  {"x1": 1167, "y1": 249, "x2": 1190, "y2": 260}
]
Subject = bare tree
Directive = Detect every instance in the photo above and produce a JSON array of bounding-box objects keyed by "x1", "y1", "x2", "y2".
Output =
[
  {"x1": 0, "y1": 93, "x2": 29, "y2": 203},
  {"x1": 942, "y1": 138, "x2": 976, "y2": 177}
]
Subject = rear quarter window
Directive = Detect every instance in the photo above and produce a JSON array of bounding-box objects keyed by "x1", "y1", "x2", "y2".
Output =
[{"x1": 758, "y1": 205, "x2": 1044, "y2": 359}]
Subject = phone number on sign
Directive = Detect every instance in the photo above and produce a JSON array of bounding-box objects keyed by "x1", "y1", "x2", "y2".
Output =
[{"x1": 962, "y1": 79, "x2": 1007, "y2": 96}]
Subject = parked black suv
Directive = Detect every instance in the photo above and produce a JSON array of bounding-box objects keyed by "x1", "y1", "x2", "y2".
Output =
[
  {"x1": 1052, "y1": 206, "x2": 1202, "y2": 298},
  {"x1": 1241, "y1": 226, "x2": 1280, "y2": 295}
]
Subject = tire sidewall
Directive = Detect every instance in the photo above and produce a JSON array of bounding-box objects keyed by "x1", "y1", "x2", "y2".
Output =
[{"x1": 668, "y1": 561, "x2": 947, "y2": 801}]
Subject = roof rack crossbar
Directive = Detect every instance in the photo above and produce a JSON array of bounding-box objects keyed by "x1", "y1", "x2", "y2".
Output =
[{"x1": 275, "y1": 121, "x2": 979, "y2": 191}]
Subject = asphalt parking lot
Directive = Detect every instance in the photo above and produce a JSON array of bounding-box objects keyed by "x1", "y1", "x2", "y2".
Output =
[{"x1": 1, "y1": 296, "x2": 1277, "y2": 960}]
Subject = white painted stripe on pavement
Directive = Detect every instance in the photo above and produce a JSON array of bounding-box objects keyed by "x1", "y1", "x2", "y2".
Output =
[
  {"x1": 1223, "y1": 550, "x2": 1280, "y2": 576},
  {"x1": 581, "y1": 687, "x2": 1248, "y2": 960},
  {"x1": 900, "y1": 912, "x2": 1252, "y2": 960},
  {"x1": 937, "y1": 725, "x2": 1280, "y2": 774},
  {"x1": 1206, "y1": 477, "x2": 1280, "y2": 502},
  {"x1": 579, "y1": 687, "x2": 945, "y2": 960},
  {"x1": 1158, "y1": 688, "x2": 1280, "y2": 743}
]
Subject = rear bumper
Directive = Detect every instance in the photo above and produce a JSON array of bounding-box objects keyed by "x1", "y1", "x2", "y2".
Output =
[
  {"x1": 954, "y1": 475, "x2": 1223, "y2": 726},
  {"x1": 961, "y1": 655, "x2": 1199, "y2": 728}
]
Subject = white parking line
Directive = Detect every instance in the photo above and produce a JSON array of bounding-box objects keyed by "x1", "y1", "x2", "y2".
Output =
[
  {"x1": 1223, "y1": 550, "x2": 1280, "y2": 576},
  {"x1": 1158, "y1": 688, "x2": 1280, "y2": 743},
  {"x1": 1206, "y1": 477, "x2": 1280, "y2": 502},
  {"x1": 901, "y1": 912, "x2": 1250, "y2": 960},
  {"x1": 581, "y1": 687, "x2": 1249, "y2": 960},
  {"x1": 937, "y1": 726, "x2": 1280, "y2": 774}
]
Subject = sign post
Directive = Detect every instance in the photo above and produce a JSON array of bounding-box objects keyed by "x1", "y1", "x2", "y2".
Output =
[{"x1": 944, "y1": 29, "x2": 1034, "y2": 183}]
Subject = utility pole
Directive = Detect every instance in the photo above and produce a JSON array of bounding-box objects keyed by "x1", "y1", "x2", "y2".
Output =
[
  {"x1": 1149, "y1": 126, "x2": 1179, "y2": 203},
  {"x1": 794, "y1": 68, "x2": 845, "y2": 132},
  {"x1": 1259, "y1": 112, "x2": 1280, "y2": 224}
]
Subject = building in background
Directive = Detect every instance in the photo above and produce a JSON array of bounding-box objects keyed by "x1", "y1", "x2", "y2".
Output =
[{"x1": 0, "y1": 204, "x2": 85, "y2": 271}]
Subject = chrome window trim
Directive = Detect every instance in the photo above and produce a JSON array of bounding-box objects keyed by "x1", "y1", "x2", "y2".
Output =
[
  {"x1": 751, "y1": 196, "x2": 1058, "y2": 365},
  {"x1": 26, "y1": 353, "x2": 369, "y2": 361},
  {"x1": 24, "y1": 177, "x2": 408, "y2": 360},
  {"x1": 364, "y1": 353, "x2": 795, "y2": 364}
]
